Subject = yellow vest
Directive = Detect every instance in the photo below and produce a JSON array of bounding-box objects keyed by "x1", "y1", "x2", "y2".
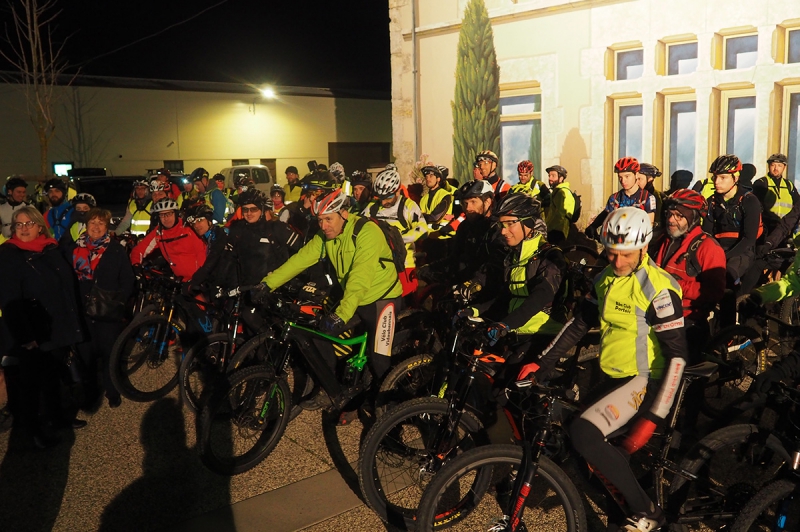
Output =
[
  {"x1": 756, "y1": 176, "x2": 795, "y2": 218},
  {"x1": 129, "y1": 199, "x2": 152, "y2": 236},
  {"x1": 419, "y1": 186, "x2": 453, "y2": 231},
  {"x1": 507, "y1": 235, "x2": 564, "y2": 335},
  {"x1": 699, "y1": 178, "x2": 716, "y2": 199},
  {"x1": 594, "y1": 257, "x2": 682, "y2": 379},
  {"x1": 70, "y1": 221, "x2": 86, "y2": 241}
]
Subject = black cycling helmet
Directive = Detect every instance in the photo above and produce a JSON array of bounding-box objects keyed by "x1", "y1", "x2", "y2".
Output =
[
  {"x1": 301, "y1": 171, "x2": 336, "y2": 193},
  {"x1": 638, "y1": 163, "x2": 662, "y2": 178},
  {"x1": 456, "y1": 180, "x2": 494, "y2": 201},
  {"x1": 183, "y1": 203, "x2": 214, "y2": 224},
  {"x1": 767, "y1": 153, "x2": 788, "y2": 165},
  {"x1": 495, "y1": 192, "x2": 542, "y2": 223},
  {"x1": 189, "y1": 167, "x2": 209, "y2": 182},
  {"x1": 545, "y1": 165, "x2": 568, "y2": 179},
  {"x1": 709, "y1": 155, "x2": 742, "y2": 175},
  {"x1": 350, "y1": 170, "x2": 372, "y2": 187},
  {"x1": 43, "y1": 178, "x2": 67, "y2": 193},
  {"x1": 237, "y1": 188, "x2": 267, "y2": 209},
  {"x1": 5, "y1": 177, "x2": 27, "y2": 191},
  {"x1": 270, "y1": 184, "x2": 285, "y2": 198}
]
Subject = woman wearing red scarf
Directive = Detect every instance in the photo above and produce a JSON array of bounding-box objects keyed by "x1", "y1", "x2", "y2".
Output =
[
  {"x1": 70, "y1": 208, "x2": 135, "y2": 409},
  {"x1": 0, "y1": 206, "x2": 84, "y2": 449}
]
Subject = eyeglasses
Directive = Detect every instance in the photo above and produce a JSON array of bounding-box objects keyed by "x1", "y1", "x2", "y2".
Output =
[
  {"x1": 495, "y1": 218, "x2": 530, "y2": 229},
  {"x1": 241, "y1": 206, "x2": 261, "y2": 213},
  {"x1": 665, "y1": 210, "x2": 685, "y2": 220},
  {"x1": 158, "y1": 212, "x2": 176, "y2": 218},
  {"x1": 14, "y1": 221, "x2": 37, "y2": 229}
]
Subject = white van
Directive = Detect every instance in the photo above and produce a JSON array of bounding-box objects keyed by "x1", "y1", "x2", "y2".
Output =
[{"x1": 217, "y1": 165, "x2": 272, "y2": 194}]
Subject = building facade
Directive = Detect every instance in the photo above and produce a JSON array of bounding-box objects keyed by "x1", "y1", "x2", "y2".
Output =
[
  {"x1": 389, "y1": 0, "x2": 800, "y2": 221},
  {"x1": 0, "y1": 76, "x2": 391, "y2": 186}
]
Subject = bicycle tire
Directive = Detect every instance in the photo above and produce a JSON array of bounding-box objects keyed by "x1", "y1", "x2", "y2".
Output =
[
  {"x1": 358, "y1": 397, "x2": 489, "y2": 529},
  {"x1": 197, "y1": 365, "x2": 291, "y2": 475},
  {"x1": 415, "y1": 444, "x2": 587, "y2": 532},
  {"x1": 375, "y1": 353, "x2": 438, "y2": 418},
  {"x1": 730, "y1": 479, "x2": 799, "y2": 532},
  {"x1": 669, "y1": 424, "x2": 790, "y2": 531},
  {"x1": 701, "y1": 325, "x2": 765, "y2": 418},
  {"x1": 109, "y1": 314, "x2": 185, "y2": 402},
  {"x1": 228, "y1": 332, "x2": 313, "y2": 421},
  {"x1": 179, "y1": 333, "x2": 234, "y2": 415}
]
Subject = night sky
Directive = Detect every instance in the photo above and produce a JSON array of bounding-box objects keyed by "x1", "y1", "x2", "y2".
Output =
[{"x1": 1, "y1": 0, "x2": 391, "y2": 92}]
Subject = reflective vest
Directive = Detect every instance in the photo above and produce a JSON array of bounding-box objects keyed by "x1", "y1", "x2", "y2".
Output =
[
  {"x1": 594, "y1": 257, "x2": 682, "y2": 380},
  {"x1": 698, "y1": 178, "x2": 716, "y2": 199},
  {"x1": 755, "y1": 175, "x2": 795, "y2": 218},
  {"x1": 70, "y1": 221, "x2": 86, "y2": 241},
  {"x1": 419, "y1": 186, "x2": 453, "y2": 231},
  {"x1": 507, "y1": 235, "x2": 565, "y2": 335},
  {"x1": 129, "y1": 199, "x2": 152, "y2": 236}
]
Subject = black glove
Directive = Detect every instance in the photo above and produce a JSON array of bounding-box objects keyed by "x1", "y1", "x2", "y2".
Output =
[
  {"x1": 756, "y1": 243, "x2": 773, "y2": 259},
  {"x1": 319, "y1": 313, "x2": 345, "y2": 334},
  {"x1": 249, "y1": 283, "x2": 272, "y2": 305},
  {"x1": 738, "y1": 292, "x2": 763, "y2": 318}
]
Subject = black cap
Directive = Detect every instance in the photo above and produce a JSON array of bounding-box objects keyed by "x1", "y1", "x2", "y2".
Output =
[{"x1": 285, "y1": 166, "x2": 299, "y2": 175}]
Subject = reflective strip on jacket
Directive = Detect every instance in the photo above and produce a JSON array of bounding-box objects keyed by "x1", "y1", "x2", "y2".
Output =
[{"x1": 507, "y1": 235, "x2": 564, "y2": 335}]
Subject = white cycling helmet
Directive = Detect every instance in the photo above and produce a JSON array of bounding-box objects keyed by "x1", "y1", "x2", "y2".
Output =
[
  {"x1": 150, "y1": 181, "x2": 167, "y2": 192},
  {"x1": 72, "y1": 193, "x2": 97, "y2": 208},
  {"x1": 312, "y1": 188, "x2": 349, "y2": 215},
  {"x1": 373, "y1": 168, "x2": 401, "y2": 199},
  {"x1": 151, "y1": 198, "x2": 179, "y2": 213},
  {"x1": 600, "y1": 207, "x2": 652, "y2": 251},
  {"x1": 329, "y1": 162, "x2": 345, "y2": 180}
]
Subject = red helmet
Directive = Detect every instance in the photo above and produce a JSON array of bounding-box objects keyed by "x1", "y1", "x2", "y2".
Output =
[
  {"x1": 517, "y1": 160, "x2": 534, "y2": 174},
  {"x1": 663, "y1": 188, "x2": 708, "y2": 224},
  {"x1": 312, "y1": 188, "x2": 348, "y2": 216},
  {"x1": 614, "y1": 157, "x2": 640, "y2": 173}
]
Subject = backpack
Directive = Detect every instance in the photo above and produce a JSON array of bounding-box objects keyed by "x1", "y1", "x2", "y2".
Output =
[
  {"x1": 352, "y1": 216, "x2": 407, "y2": 274},
  {"x1": 569, "y1": 190, "x2": 582, "y2": 224}
]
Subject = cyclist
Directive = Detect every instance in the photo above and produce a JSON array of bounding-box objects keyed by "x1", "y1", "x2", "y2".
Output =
[
  {"x1": 154, "y1": 168, "x2": 180, "y2": 200},
  {"x1": 284, "y1": 165, "x2": 303, "y2": 203},
  {"x1": 270, "y1": 184, "x2": 286, "y2": 216},
  {"x1": 475, "y1": 150, "x2": 510, "y2": 203},
  {"x1": 279, "y1": 170, "x2": 336, "y2": 244},
  {"x1": 637, "y1": 163, "x2": 664, "y2": 234},
  {"x1": 258, "y1": 188, "x2": 402, "y2": 406},
  {"x1": 43, "y1": 178, "x2": 73, "y2": 240},
  {"x1": 702, "y1": 154, "x2": 762, "y2": 292},
  {"x1": 363, "y1": 167, "x2": 428, "y2": 297},
  {"x1": 519, "y1": 207, "x2": 687, "y2": 532},
  {"x1": 752, "y1": 153, "x2": 800, "y2": 253},
  {"x1": 130, "y1": 198, "x2": 206, "y2": 281},
  {"x1": 183, "y1": 203, "x2": 233, "y2": 295},
  {"x1": 348, "y1": 170, "x2": 373, "y2": 214},
  {"x1": 512, "y1": 160, "x2": 551, "y2": 208},
  {"x1": 191, "y1": 168, "x2": 229, "y2": 225},
  {"x1": 176, "y1": 176, "x2": 196, "y2": 208},
  {"x1": 0, "y1": 177, "x2": 28, "y2": 238},
  {"x1": 329, "y1": 162, "x2": 346, "y2": 185},
  {"x1": 543, "y1": 164, "x2": 575, "y2": 245},
  {"x1": 418, "y1": 164, "x2": 453, "y2": 231},
  {"x1": 62, "y1": 193, "x2": 97, "y2": 244},
  {"x1": 585, "y1": 157, "x2": 656, "y2": 241},
  {"x1": 115, "y1": 179, "x2": 151, "y2": 236},
  {"x1": 456, "y1": 193, "x2": 567, "y2": 369}
]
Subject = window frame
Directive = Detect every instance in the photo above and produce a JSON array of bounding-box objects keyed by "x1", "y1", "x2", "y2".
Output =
[
  {"x1": 499, "y1": 82, "x2": 542, "y2": 183},
  {"x1": 232, "y1": 159, "x2": 249, "y2": 166},
  {"x1": 787, "y1": 28, "x2": 800, "y2": 64},
  {"x1": 615, "y1": 48, "x2": 645, "y2": 81},
  {"x1": 613, "y1": 96, "x2": 644, "y2": 162},
  {"x1": 723, "y1": 33, "x2": 759, "y2": 70},
  {"x1": 163, "y1": 160, "x2": 184, "y2": 174},
  {"x1": 666, "y1": 41, "x2": 699, "y2": 76},
  {"x1": 779, "y1": 83, "x2": 800, "y2": 184},
  {"x1": 719, "y1": 87, "x2": 757, "y2": 164},
  {"x1": 662, "y1": 92, "x2": 697, "y2": 180}
]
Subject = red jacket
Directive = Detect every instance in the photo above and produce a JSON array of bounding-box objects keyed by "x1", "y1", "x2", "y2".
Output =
[
  {"x1": 130, "y1": 219, "x2": 206, "y2": 281},
  {"x1": 651, "y1": 225, "x2": 726, "y2": 322}
]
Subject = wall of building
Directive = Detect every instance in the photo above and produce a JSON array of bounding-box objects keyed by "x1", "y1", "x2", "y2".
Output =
[
  {"x1": 0, "y1": 83, "x2": 391, "y2": 187},
  {"x1": 390, "y1": 0, "x2": 800, "y2": 221}
]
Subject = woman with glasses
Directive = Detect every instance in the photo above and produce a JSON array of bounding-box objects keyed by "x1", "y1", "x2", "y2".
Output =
[{"x1": 0, "y1": 206, "x2": 84, "y2": 448}]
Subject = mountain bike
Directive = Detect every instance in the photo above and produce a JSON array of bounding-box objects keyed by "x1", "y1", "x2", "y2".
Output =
[{"x1": 196, "y1": 289, "x2": 373, "y2": 475}]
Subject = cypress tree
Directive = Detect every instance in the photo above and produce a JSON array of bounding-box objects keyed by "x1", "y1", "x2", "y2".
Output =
[{"x1": 451, "y1": 0, "x2": 501, "y2": 184}]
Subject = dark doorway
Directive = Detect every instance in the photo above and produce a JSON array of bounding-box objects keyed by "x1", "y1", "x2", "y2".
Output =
[{"x1": 328, "y1": 142, "x2": 391, "y2": 174}]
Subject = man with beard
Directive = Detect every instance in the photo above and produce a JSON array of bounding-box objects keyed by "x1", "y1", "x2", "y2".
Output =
[
  {"x1": 61, "y1": 193, "x2": 97, "y2": 244},
  {"x1": 543, "y1": 164, "x2": 575, "y2": 245},
  {"x1": 649, "y1": 189, "x2": 726, "y2": 358},
  {"x1": 0, "y1": 177, "x2": 28, "y2": 238},
  {"x1": 752, "y1": 153, "x2": 800, "y2": 253},
  {"x1": 284, "y1": 165, "x2": 303, "y2": 203},
  {"x1": 43, "y1": 178, "x2": 73, "y2": 240}
]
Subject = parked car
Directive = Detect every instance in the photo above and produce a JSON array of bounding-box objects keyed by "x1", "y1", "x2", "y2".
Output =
[{"x1": 217, "y1": 165, "x2": 272, "y2": 193}]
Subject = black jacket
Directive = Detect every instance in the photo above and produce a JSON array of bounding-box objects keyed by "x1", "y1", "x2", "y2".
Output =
[
  {"x1": 191, "y1": 226, "x2": 234, "y2": 290},
  {"x1": 0, "y1": 241, "x2": 83, "y2": 351},
  {"x1": 226, "y1": 218, "x2": 302, "y2": 285}
]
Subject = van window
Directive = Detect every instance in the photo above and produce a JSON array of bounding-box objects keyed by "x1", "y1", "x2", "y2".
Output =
[{"x1": 253, "y1": 168, "x2": 270, "y2": 184}]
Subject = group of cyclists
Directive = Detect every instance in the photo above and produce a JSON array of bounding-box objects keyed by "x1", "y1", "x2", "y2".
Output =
[{"x1": 2, "y1": 146, "x2": 800, "y2": 531}]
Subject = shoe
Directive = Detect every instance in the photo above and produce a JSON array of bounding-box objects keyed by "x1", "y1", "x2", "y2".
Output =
[
  {"x1": 622, "y1": 510, "x2": 666, "y2": 532},
  {"x1": 72, "y1": 419, "x2": 88, "y2": 429},
  {"x1": 299, "y1": 391, "x2": 332, "y2": 411},
  {"x1": 108, "y1": 396, "x2": 122, "y2": 409}
]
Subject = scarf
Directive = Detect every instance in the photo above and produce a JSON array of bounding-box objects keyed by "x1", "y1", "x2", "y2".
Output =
[
  {"x1": 6, "y1": 233, "x2": 58, "y2": 252},
  {"x1": 72, "y1": 232, "x2": 111, "y2": 281}
]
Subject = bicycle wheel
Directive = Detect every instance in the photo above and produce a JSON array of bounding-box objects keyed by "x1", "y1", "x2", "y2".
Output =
[
  {"x1": 179, "y1": 333, "x2": 235, "y2": 415},
  {"x1": 562, "y1": 244, "x2": 600, "y2": 266},
  {"x1": 109, "y1": 314, "x2": 185, "y2": 402},
  {"x1": 375, "y1": 353, "x2": 439, "y2": 418},
  {"x1": 197, "y1": 365, "x2": 291, "y2": 475},
  {"x1": 358, "y1": 397, "x2": 489, "y2": 529},
  {"x1": 415, "y1": 444, "x2": 587, "y2": 532},
  {"x1": 730, "y1": 479, "x2": 800, "y2": 532},
  {"x1": 228, "y1": 332, "x2": 312, "y2": 421},
  {"x1": 669, "y1": 424, "x2": 790, "y2": 531},
  {"x1": 701, "y1": 325, "x2": 766, "y2": 418}
]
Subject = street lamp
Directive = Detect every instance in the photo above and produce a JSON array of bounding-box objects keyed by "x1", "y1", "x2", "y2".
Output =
[{"x1": 250, "y1": 86, "x2": 277, "y2": 114}]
